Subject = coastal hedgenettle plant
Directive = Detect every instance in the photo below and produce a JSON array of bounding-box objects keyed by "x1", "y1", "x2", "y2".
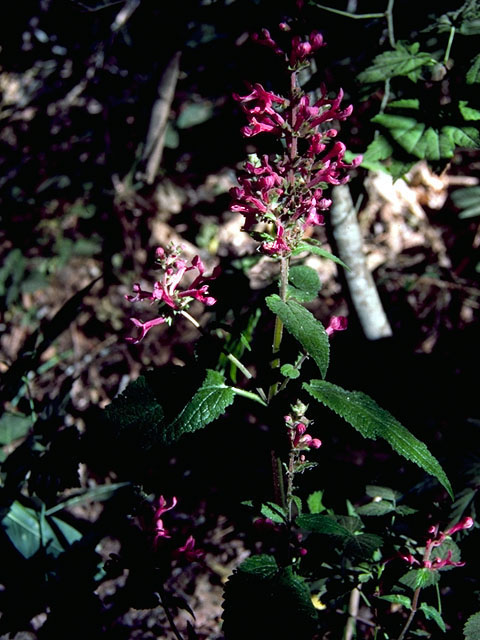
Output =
[{"x1": 114, "y1": 11, "x2": 474, "y2": 640}]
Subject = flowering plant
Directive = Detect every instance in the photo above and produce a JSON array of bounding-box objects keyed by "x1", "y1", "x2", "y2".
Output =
[{"x1": 113, "y1": 13, "x2": 473, "y2": 640}]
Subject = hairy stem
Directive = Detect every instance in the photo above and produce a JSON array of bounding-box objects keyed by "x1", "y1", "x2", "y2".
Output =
[
  {"x1": 386, "y1": 0, "x2": 396, "y2": 48},
  {"x1": 397, "y1": 586, "x2": 421, "y2": 640},
  {"x1": 268, "y1": 257, "x2": 290, "y2": 401}
]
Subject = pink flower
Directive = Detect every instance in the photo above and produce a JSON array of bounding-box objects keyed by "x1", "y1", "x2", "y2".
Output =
[
  {"x1": 154, "y1": 496, "x2": 177, "y2": 545},
  {"x1": 174, "y1": 535, "x2": 205, "y2": 562},
  {"x1": 126, "y1": 247, "x2": 218, "y2": 342},
  {"x1": 262, "y1": 222, "x2": 291, "y2": 256},
  {"x1": 126, "y1": 316, "x2": 167, "y2": 344},
  {"x1": 446, "y1": 517, "x2": 474, "y2": 536},
  {"x1": 326, "y1": 316, "x2": 348, "y2": 337}
]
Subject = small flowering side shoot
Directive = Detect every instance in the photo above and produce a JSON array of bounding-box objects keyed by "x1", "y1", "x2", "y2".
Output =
[{"x1": 125, "y1": 243, "x2": 219, "y2": 343}]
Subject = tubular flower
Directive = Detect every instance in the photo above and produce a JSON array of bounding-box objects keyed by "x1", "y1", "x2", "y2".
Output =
[
  {"x1": 154, "y1": 496, "x2": 177, "y2": 545},
  {"x1": 231, "y1": 24, "x2": 361, "y2": 256},
  {"x1": 401, "y1": 517, "x2": 474, "y2": 571},
  {"x1": 126, "y1": 244, "x2": 219, "y2": 343}
]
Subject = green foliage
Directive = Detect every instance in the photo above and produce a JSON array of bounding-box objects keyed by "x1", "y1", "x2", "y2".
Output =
[
  {"x1": 451, "y1": 185, "x2": 480, "y2": 219},
  {"x1": 266, "y1": 295, "x2": 329, "y2": 379},
  {"x1": 303, "y1": 380, "x2": 453, "y2": 498},
  {"x1": 420, "y1": 602, "x2": 447, "y2": 633},
  {"x1": 372, "y1": 110, "x2": 480, "y2": 161},
  {"x1": 399, "y1": 567, "x2": 440, "y2": 590},
  {"x1": 358, "y1": 42, "x2": 436, "y2": 83},
  {"x1": 222, "y1": 554, "x2": 317, "y2": 640},
  {"x1": 464, "y1": 610, "x2": 480, "y2": 639},
  {"x1": 287, "y1": 265, "x2": 321, "y2": 302},
  {"x1": 0, "y1": 412, "x2": 32, "y2": 446},
  {"x1": 307, "y1": 490, "x2": 326, "y2": 514},
  {"x1": 296, "y1": 513, "x2": 382, "y2": 560},
  {"x1": 360, "y1": 135, "x2": 415, "y2": 179},
  {"x1": 1, "y1": 500, "x2": 82, "y2": 559},
  {"x1": 379, "y1": 594, "x2": 412, "y2": 608},
  {"x1": 280, "y1": 363, "x2": 300, "y2": 379},
  {"x1": 166, "y1": 369, "x2": 237, "y2": 443},
  {"x1": 292, "y1": 241, "x2": 350, "y2": 270},
  {"x1": 467, "y1": 53, "x2": 480, "y2": 83}
]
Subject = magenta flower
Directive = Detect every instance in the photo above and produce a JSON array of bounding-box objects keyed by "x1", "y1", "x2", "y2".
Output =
[
  {"x1": 232, "y1": 25, "x2": 361, "y2": 256},
  {"x1": 126, "y1": 245, "x2": 219, "y2": 343},
  {"x1": 174, "y1": 535, "x2": 205, "y2": 562},
  {"x1": 326, "y1": 316, "x2": 348, "y2": 337},
  {"x1": 154, "y1": 496, "x2": 177, "y2": 545}
]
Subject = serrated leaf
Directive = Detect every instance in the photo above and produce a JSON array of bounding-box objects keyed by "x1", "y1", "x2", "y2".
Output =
[
  {"x1": 451, "y1": 185, "x2": 480, "y2": 219},
  {"x1": 464, "y1": 610, "x2": 480, "y2": 639},
  {"x1": 460, "y1": 100, "x2": 480, "y2": 121},
  {"x1": 292, "y1": 242, "x2": 350, "y2": 270},
  {"x1": 467, "y1": 53, "x2": 480, "y2": 84},
  {"x1": 399, "y1": 568, "x2": 440, "y2": 590},
  {"x1": 266, "y1": 295, "x2": 329, "y2": 378},
  {"x1": 287, "y1": 265, "x2": 321, "y2": 302},
  {"x1": 420, "y1": 603, "x2": 446, "y2": 632},
  {"x1": 372, "y1": 114, "x2": 426, "y2": 154},
  {"x1": 366, "y1": 485, "x2": 402, "y2": 501},
  {"x1": 237, "y1": 554, "x2": 278, "y2": 579},
  {"x1": 104, "y1": 375, "x2": 164, "y2": 436},
  {"x1": 166, "y1": 369, "x2": 236, "y2": 443},
  {"x1": 379, "y1": 594, "x2": 412, "y2": 608},
  {"x1": 358, "y1": 45, "x2": 435, "y2": 83},
  {"x1": 259, "y1": 502, "x2": 287, "y2": 524},
  {"x1": 395, "y1": 505, "x2": 417, "y2": 515},
  {"x1": 1, "y1": 501, "x2": 82, "y2": 558},
  {"x1": 303, "y1": 380, "x2": 453, "y2": 498},
  {"x1": 345, "y1": 533, "x2": 383, "y2": 560},
  {"x1": 281, "y1": 364, "x2": 300, "y2": 379},
  {"x1": 356, "y1": 502, "x2": 396, "y2": 516},
  {"x1": 307, "y1": 490, "x2": 326, "y2": 514},
  {"x1": 296, "y1": 514, "x2": 352, "y2": 538}
]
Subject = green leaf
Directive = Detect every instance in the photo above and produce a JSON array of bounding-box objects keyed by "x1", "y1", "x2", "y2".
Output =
[
  {"x1": 287, "y1": 265, "x2": 321, "y2": 302},
  {"x1": 399, "y1": 568, "x2": 440, "y2": 590},
  {"x1": 345, "y1": 533, "x2": 383, "y2": 560},
  {"x1": 420, "y1": 603, "x2": 446, "y2": 632},
  {"x1": 166, "y1": 369, "x2": 236, "y2": 443},
  {"x1": 176, "y1": 101, "x2": 214, "y2": 129},
  {"x1": 307, "y1": 490, "x2": 326, "y2": 514},
  {"x1": 281, "y1": 364, "x2": 300, "y2": 379},
  {"x1": 356, "y1": 502, "x2": 396, "y2": 516},
  {"x1": 292, "y1": 242, "x2": 350, "y2": 270},
  {"x1": 379, "y1": 594, "x2": 412, "y2": 608},
  {"x1": 45, "y1": 482, "x2": 131, "y2": 516},
  {"x1": 237, "y1": 554, "x2": 278, "y2": 579},
  {"x1": 372, "y1": 112, "x2": 480, "y2": 160},
  {"x1": 464, "y1": 611, "x2": 480, "y2": 639},
  {"x1": 358, "y1": 44, "x2": 435, "y2": 83},
  {"x1": 452, "y1": 186, "x2": 480, "y2": 219},
  {"x1": 260, "y1": 502, "x2": 288, "y2": 524},
  {"x1": 459, "y1": 100, "x2": 480, "y2": 121},
  {"x1": 266, "y1": 295, "x2": 329, "y2": 378},
  {"x1": 0, "y1": 411, "x2": 32, "y2": 445},
  {"x1": 1, "y1": 501, "x2": 82, "y2": 558},
  {"x1": 360, "y1": 135, "x2": 416, "y2": 178},
  {"x1": 467, "y1": 53, "x2": 480, "y2": 84},
  {"x1": 388, "y1": 99, "x2": 420, "y2": 109},
  {"x1": 303, "y1": 380, "x2": 453, "y2": 498},
  {"x1": 365, "y1": 485, "x2": 401, "y2": 501},
  {"x1": 296, "y1": 514, "x2": 352, "y2": 538}
]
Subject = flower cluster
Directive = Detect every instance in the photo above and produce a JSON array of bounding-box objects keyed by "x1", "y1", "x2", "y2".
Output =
[
  {"x1": 401, "y1": 516, "x2": 474, "y2": 570},
  {"x1": 153, "y1": 495, "x2": 204, "y2": 562},
  {"x1": 285, "y1": 413, "x2": 321, "y2": 452},
  {"x1": 231, "y1": 25, "x2": 361, "y2": 256},
  {"x1": 125, "y1": 243, "x2": 219, "y2": 343}
]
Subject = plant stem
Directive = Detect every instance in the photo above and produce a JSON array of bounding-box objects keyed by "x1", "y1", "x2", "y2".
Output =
[
  {"x1": 268, "y1": 257, "x2": 290, "y2": 402},
  {"x1": 397, "y1": 586, "x2": 420, "y2": 640},
  {"x1": 158, "y1": 588, "x2": 186, "y2": 640},
  {"x1": 386, "y1": 0, "x2": 396, "y2": 48},
  {"x1": 313, "y1": 3, "x2": 384, "y2": 19},
  {"x1": 444, "y1": 25, "x2": 455, "y2": 65}
]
